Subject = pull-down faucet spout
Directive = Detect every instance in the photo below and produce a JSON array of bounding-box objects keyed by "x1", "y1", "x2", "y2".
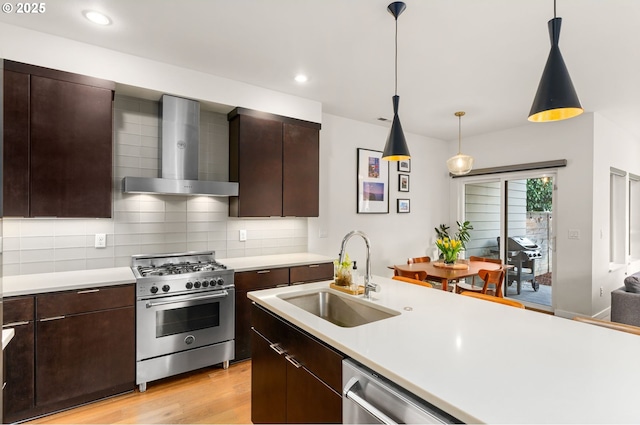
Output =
[{"x1": 338, "y1": 230, "x2": 380, "y2": 299}]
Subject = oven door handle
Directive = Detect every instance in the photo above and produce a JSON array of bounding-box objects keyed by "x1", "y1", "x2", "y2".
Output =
[{"x1": 145, "y1": 290, "x2": 229, "y2": 308}]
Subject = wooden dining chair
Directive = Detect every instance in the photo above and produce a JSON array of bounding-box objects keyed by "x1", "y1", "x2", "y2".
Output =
[
  {"x1": 468, "y1": 256, "x2": 502, "y2": 285},
  {"x1": 460, "y1": 291, "x2": 525, "y2": 309},
  {"x1": 407, "y1": 256, "x2": 431, "y2": 264},
  {"x1": 573, "y1": 316, "x2": 640, "y2": 336},
  {"x1": 393, "y1": 267, "x2": 428, "y2": 282},
  {"x1": 392, "y1": 275, "x2": 433, "y2": 288},
  {"x1": 455, "y1": 267, "x2": 506, "y2": 297}
]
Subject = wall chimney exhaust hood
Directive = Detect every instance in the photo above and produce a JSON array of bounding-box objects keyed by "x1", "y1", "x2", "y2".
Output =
[{"x1": 122, "y1": 94, "x2": 239, "y2": 197}]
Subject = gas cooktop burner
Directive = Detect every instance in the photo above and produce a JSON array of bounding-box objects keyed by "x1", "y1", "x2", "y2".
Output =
[{"x1": 137, "y1": 261, "x2": 227, "y2": 277}]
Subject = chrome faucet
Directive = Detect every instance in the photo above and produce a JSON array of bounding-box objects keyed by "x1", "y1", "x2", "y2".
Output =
[{"x1": 338, "y1": 230, "x2": 380, "y2": 299}]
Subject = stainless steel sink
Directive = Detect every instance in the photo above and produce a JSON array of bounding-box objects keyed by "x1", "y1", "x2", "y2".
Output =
[{"x1": 280, "y1": 290, "x2": 399, "y2": 327}]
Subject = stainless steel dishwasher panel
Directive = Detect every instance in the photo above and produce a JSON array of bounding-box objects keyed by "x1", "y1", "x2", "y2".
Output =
[{"x1": 343, "y1": 359, "x2": 460, "y2": 424}]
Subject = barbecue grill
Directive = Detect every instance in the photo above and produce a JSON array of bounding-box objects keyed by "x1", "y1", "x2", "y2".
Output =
[{"x1": 505, "y1": 236, "x2": 542, "y2": 294}]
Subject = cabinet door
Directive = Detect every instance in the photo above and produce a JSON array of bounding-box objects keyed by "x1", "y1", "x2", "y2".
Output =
[
  {"x1": 35, "y1": 307, "x2": 135, "y2": 409},
  {"x1": 251, "y1": 329, "x2": 287, "y2": 424},
  {"x1": 289, "y1": 263, "x2": 334, "y2": 285},
  {"x1": 283, "y1": 123, "x2": 319, "y2": 217},
  {"x1": 2, "y1": 69, "x2": 30, "y2": 216},
  {"x1": 286, "y1": 361, "x2": 342, "y2": 424},
  {"x1": 29, "y1": 75, "x2": 113, "y2": 218},
  {"x1": 3, "y1": 296, "x2": 35, "y2": 423},
  {"x1": 234, "y1": 268, "x2": 289, "y2": 361},
  {"x1": 230, "y1": 114, "x2": 283, "y2": 217}
]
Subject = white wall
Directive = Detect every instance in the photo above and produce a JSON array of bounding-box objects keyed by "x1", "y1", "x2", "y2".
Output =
[
  {"x1": 0, "y1": 23, "x2": 321, "y2": 124},
  {"x1": 592, "y1": 114, "x2": 640, "y2": 316},
  {"x1": 307, "y1": 113, "x2": 450, "y2": 277},
  {"x1": 449, "y1": 114, "x2": 595, "y2": 317}
]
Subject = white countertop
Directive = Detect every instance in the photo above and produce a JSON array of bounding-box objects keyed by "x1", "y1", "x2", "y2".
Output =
[
  {"x1": 2, "y1": 328, "x2": 15, "y2": 350},
  {"x1": 3, "y1": 267, "x2": 136, "y2": 297},
  {"x1": 249, "y1": 277, "x2": 640, "y2": 424},
  {"x1": 218, "y1": 253, "x2": 334, "y2": 272}
]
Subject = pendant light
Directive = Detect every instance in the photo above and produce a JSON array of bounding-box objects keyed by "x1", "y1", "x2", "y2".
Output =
[
  {"x1": 528, "y1": 0, "x2": 583, "y2": 122},
  {"x1": 447, "y1": 111, "x2": 474, "y2": 176},
  {"x1": 382, "y1": 2, "x2": 410, "y2": 161}
]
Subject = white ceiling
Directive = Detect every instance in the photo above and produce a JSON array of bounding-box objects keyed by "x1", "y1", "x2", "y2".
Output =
[{"x1": 2, "y1": 0, "x2": 639, "y2": 142}]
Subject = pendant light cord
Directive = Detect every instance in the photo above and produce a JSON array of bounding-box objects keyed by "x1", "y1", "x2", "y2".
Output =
[
  {"x1": 553, "y1": 0, "x2": 556, "y2": 18},
  {"x1": 458, "y1": 114, "x2": 462, "y2": 154},
  {"x1": 394, "y1": 16, "x2": 398, "y2": 95}
]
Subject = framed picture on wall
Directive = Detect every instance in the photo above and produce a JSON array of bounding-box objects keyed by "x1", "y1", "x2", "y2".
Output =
[
  {"x1": 397, "y1": 199, "x2": 410, "y2": 213},
  {"x1": 398, "y1": 174, "x2": 410, "y2": 192},
  {"x1": 357, "y1": 148, "x2": 389, "y2": 214},
  {"x1": 398, "y1": 159, "x2": 411, "y2": 172}
]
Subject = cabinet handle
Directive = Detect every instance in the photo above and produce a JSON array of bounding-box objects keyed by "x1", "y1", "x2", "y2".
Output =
[
  {"x1": 290, "y1": 281, "x2": 305, "y2": 286},
  {"x1": 308, "y1": 264, "x2": 320, "y2": 268},
  {"x1": 39, "y1": 316, "x2": 65, "y2": 322},
  {"x1": 257, "y1": 270, "x2": 271, "y2": 274},
  {"x1": 77, "y1": 289, "x2": 99, "y2": 294},
  {"x1": 285, "y1": 355, "x2": 302, "y2": 369},
  {"x1": 276, "y1": 284, "x2": 289, "y2": 288},
  {"x1": 269, "y1": 343, "x2": 286, "y2": 355},
  {"x1": 3, "y1": 321, "x2": 29, "y2": 328}
]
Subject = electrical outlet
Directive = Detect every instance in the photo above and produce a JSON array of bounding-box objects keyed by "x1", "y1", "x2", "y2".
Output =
[
  {"x1": 239, "y1": 229, "x2": 247, "y2": 242},
  {"x1": 599, "y1": 287, "x2": 604, "y2": 297},
  {"x1": 568, "y1": 229, "x2": 580, "y2": 240},
  {"x1": 95, "y1": 233, "x2": 106, "y2": 248}
]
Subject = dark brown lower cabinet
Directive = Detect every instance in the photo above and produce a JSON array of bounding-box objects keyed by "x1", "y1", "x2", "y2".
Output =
[
  {"x1": 2, "y1": 285, "x2": 135, "y2": 422},
  {"x1": 251, "y1": 303, "x2": 342, "y2": 424},
  {"x1": 3, "y1": 296, "x2": 35, "y2": 423}
]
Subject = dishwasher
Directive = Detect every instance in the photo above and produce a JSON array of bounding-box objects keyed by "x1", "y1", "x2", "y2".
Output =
[{"x1": 343, "y1": 359, "x2": 461, "y2": 424}]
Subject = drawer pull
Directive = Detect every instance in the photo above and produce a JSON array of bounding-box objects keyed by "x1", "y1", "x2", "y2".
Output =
[
  {"x1": 257, "y1": 270, "x2": 271, "y2": 274},
  {"x1": 3, "y1": 321, "x2": 29, "y2": 328},
  {"x1": 285, "y1": 355, "x2": 302, "y2": 368},
  {"x1": 269, "y1": 343, "x2": 286, "y2": 355},
  {"x1": 291, "y1": 281, "x2": 304, "y2": 286},
  {"x1": 308, "y1": 264, "x2": 320, "y2": 268},
  {"x1": 276, "y1": 284, "x2": 289, "y2": 288},
  {"x1": 40, "y1": 316, "x2": 65, "y2": 322},
  {"x1": 77, "y1": 289, "x2": 100, "y2": 294}
]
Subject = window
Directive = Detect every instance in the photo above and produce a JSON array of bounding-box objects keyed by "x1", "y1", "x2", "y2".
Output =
[
  {"x1": 610, "y1": 168, "x2": 626, "y2": 265},
  {"x1": 630, "y1": 174, "x2": 640, "y2": 261}
]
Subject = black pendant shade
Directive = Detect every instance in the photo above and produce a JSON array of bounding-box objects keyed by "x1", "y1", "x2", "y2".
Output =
[
  {"x1": 529, "y1": 17, "x2": 583, "y2": 122},
  {"x1": 382, "y1": 2, "x2": 410, "y2": 161},
  {"x1": 383, "y1": 95, "x2": 410, "y2": 160}
]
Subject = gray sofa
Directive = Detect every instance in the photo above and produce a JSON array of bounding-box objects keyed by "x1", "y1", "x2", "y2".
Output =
[{"x1": 611, "y1": 272, "x2": 640, "y2": 327}]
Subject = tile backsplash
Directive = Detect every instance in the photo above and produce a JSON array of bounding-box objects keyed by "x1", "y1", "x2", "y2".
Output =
[{"x1": 2, "y1": 95, "x2": 308, "y2": 276}]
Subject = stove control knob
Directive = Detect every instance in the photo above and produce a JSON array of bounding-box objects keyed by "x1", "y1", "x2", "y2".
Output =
[
  {"x1": 217, "y1": 277, "x2": 225, "y2": 286},
  {"x1": 150, "y1": 286, "x2": 158, "y2": 294},
  {"x1": 185, "y1": 281, "x2": 193, "y2": 289},
  {"x1": 202, "y1": 280, "x2": 210, "y2": 287},
  {"x1": 194, "y1": 281, "x2": 201, "y2": 289},
  {"x1": 162, "y1": 285, "x2": 170, "y2": 293}
]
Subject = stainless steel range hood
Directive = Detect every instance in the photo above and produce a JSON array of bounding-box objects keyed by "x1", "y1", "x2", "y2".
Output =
[{"x1": 122, "y1": 95, "x2": 238, "y2": 196}]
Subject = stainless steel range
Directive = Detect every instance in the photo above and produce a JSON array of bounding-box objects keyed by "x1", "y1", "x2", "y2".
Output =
[{"x1": 132, "y1": 251, "x2": 235, "y2": 392}]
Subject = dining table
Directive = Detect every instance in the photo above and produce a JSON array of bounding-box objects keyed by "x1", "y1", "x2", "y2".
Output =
[{"x1": 392, "y1": 259, "x2": 505, "y2": 291}]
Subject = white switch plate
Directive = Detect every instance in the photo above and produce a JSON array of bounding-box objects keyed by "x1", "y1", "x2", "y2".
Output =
[
  {"x1": 239, "y1": 229, "x2": 247, "y2": 241},
  {"x1": 568, "y1": 229, "x2": 580, "y2": 240},
  {"x1": 95, "y1": 233, "x2": 107, "y2": 248}
]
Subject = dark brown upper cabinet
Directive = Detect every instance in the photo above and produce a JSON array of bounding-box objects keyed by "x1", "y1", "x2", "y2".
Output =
[
  {"x1": 3, "y1": 60, "x2": 115, "y2": 218},
  {"x1": 228, "y1": 108, "x2": 321, "y2": 217}
]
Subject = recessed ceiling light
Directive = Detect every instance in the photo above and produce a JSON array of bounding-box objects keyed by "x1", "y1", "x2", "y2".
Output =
[
  {"x1": 83, "y1": 10, "x2": 112, "y2": 26},
  {"x1": 294, "y1": 74, "x2": 308, "y2": 83}
]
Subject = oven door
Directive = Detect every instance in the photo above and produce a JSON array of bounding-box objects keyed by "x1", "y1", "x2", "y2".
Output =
[{"x1": 136, "y1": 287, "x2": 235, "y2": 360}]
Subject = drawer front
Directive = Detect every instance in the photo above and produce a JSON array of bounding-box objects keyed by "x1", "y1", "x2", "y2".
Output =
[
  {"x1": 235, "y1": 267, "x2": 289, "y2": 291},
  {"x1": 289, "y1": 262, "x2": 333, "y2": 285},
  {"x1": 37, "y1": 284, "x2": 134, "y2": 318},
  {"x1": 4, "y1": 296, "x2": 35, "y2": 323}
]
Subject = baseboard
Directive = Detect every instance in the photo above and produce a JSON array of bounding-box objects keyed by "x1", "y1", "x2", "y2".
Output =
[{"x1": 555, "y1": 307, "x2": 612, "y2": 320}]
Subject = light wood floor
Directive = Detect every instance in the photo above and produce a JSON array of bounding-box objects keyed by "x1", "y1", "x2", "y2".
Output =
[{"x1": 28, "y1": 360, "x2": 252, "y2": 424}]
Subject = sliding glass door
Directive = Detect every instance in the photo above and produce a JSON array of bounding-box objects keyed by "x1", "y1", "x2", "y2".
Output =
[{"x1": 460, "y1": 171, "x2": 556, "y2": 310}]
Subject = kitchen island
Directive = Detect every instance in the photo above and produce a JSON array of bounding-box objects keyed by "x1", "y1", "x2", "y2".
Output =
[{"x1": 248, "y1": 276, "x2": 640, "y2": 424}]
